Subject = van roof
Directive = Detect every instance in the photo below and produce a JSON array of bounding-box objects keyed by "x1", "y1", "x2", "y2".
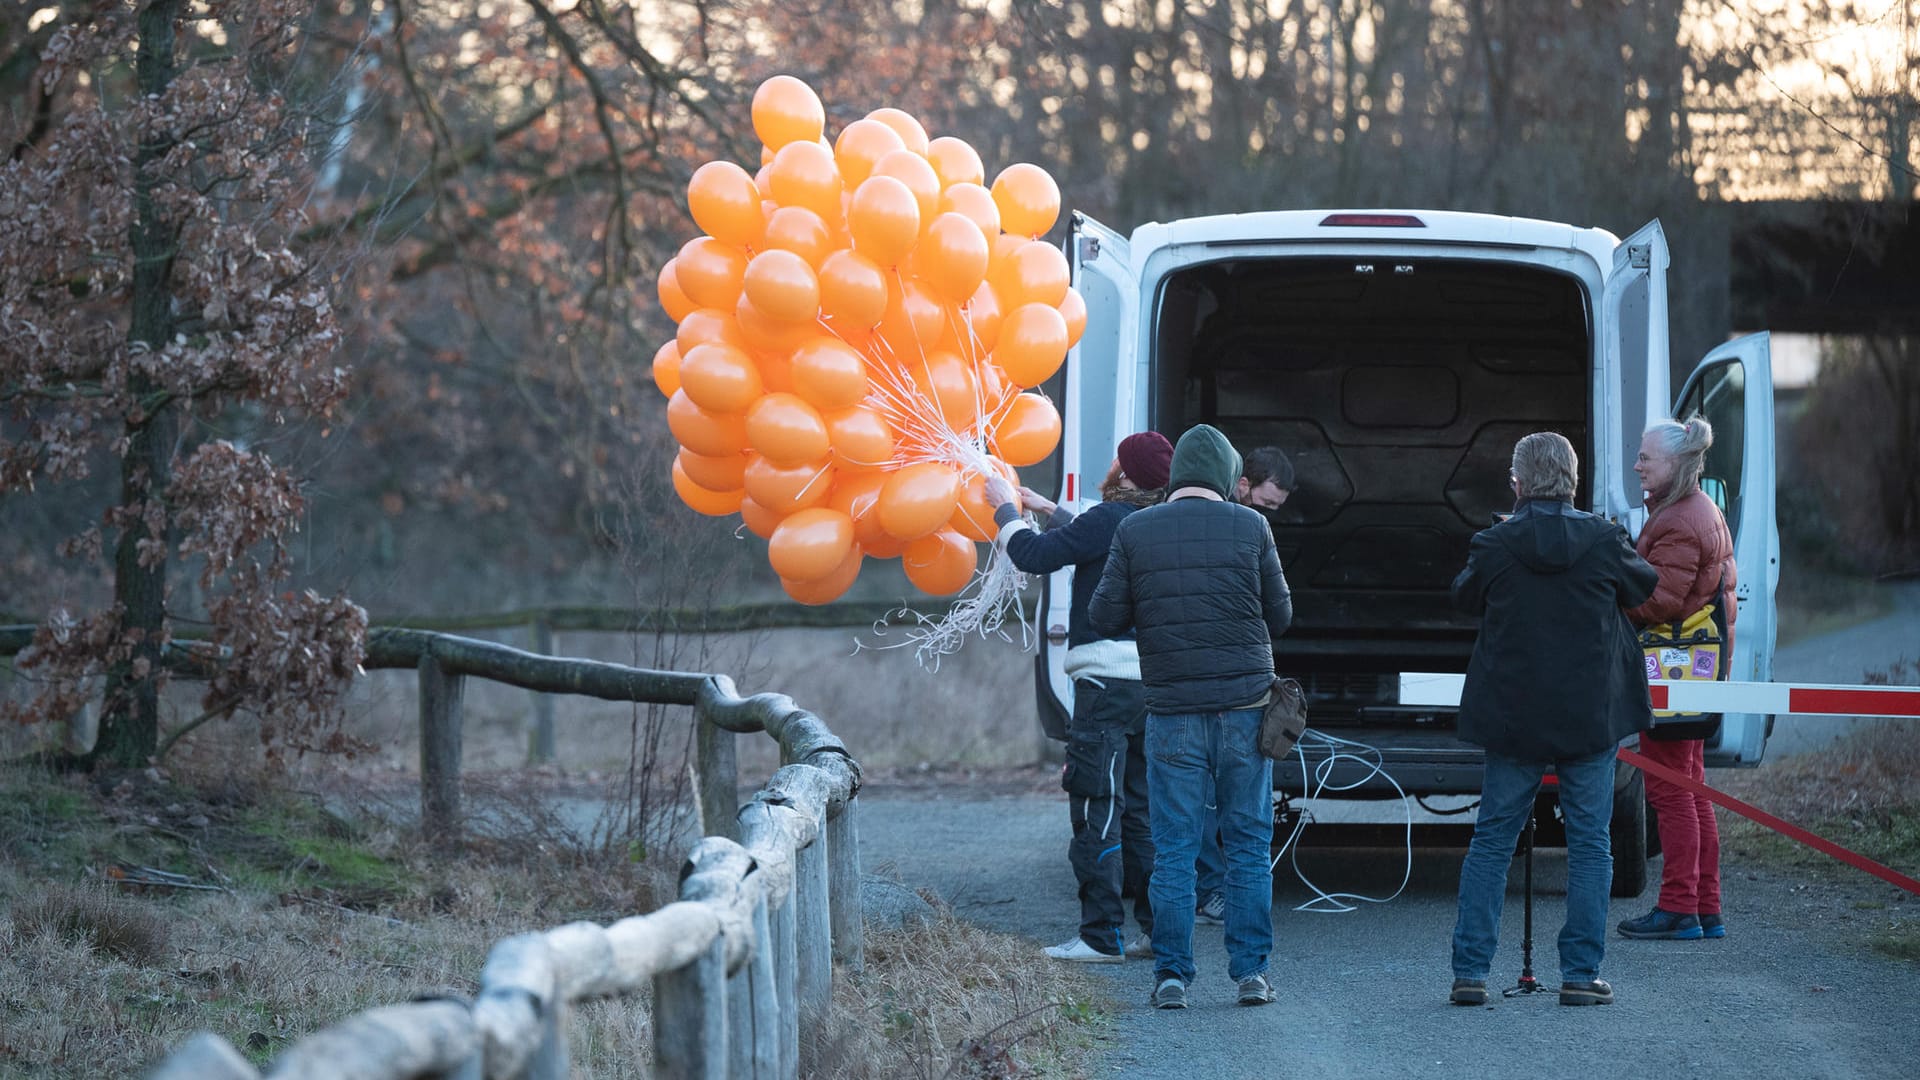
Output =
[{"x1": 1130, "y1": 209, "x2": 1621, "y2": 269}]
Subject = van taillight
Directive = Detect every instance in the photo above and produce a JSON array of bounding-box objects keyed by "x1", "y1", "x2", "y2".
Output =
[{"x1": 1319, "y1": 213, "x2": 1426, "y2": 228}]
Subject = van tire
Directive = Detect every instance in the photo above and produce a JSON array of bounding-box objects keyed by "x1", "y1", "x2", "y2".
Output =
[{"x1": 1610, "y1": 769, "x2": 1649, "y2": 898}]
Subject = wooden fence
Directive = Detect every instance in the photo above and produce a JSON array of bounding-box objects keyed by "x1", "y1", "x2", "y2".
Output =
[{"x1": 58, "y1": 624, "x2": 873, "y2": 1079}]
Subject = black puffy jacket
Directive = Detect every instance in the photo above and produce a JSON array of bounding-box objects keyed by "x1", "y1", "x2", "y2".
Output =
[{"x1": 1087, "y1": 497, "x2": 1293, "y2": 714}]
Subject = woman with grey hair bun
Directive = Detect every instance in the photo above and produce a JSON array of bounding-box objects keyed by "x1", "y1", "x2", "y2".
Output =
[{"x1": 1618, "y1": 416, "x2": 1737, "y2": 942}]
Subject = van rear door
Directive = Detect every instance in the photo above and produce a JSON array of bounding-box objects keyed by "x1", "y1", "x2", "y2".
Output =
[
  {"x1": 1673, "y1": 332, "x2": 1778, "y2": 764},
  {"x1": 1038, "y1": 212, "x2": 1138, "y2": 724},
  {"x1": 1601, "y1": 220, "x2": 1673, "y2": 526}
]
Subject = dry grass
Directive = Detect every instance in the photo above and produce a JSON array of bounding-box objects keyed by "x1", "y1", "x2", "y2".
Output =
[{"x1": 10, "y1": 883, "x2": 171, "y2": 966}]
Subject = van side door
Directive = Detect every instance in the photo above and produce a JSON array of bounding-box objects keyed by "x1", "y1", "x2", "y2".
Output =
[
  {"x1": 1036, "y1": 212, "x2": 1138, "y2": 726},
  {"x1": 1600, "y1": 220, "x2": 1673, "y2": 528},
  {"x1": 1673, "y1": 332, "x2": 1778, "y2": 765}
]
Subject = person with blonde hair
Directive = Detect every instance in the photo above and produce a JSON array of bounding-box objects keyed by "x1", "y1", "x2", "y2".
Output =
[{"x1": 1617, "y1": 416, "x2": 1737, "y2": 941}]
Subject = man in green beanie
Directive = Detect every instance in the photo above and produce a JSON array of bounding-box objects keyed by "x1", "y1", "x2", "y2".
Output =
[{"x1": 1089, "y1": 424, "x2": 1293, "y2": 1011}]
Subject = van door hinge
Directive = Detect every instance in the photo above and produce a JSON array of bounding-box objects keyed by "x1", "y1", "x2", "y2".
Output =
[
  {"x1": 1628, "y1": 243, "x2": 1651, "y2": 269},
  {"x1": 1077, "y1": 235, "x2": 1101, "y2": 263}
]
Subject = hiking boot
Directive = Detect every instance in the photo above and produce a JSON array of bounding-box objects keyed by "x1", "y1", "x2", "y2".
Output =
[
  {"x1": 1151, "y1": 977, "x2": 1188, "y2": 1009},
  {"x1": 1195, "y1": 890, "x2": 1226, "y2": 925},
  {"x1": 1043, "y1": 937, "x2": 1123, "y2": 964},
  {"x1": 1617, "y1": 907, "x2": 1703, "y2": 940},
  {"x1": 1699, "y1": 913, "x2": 1727, "y2": 939},
  {"x1": 1236, "y1": 973, "x2": 1276, "y2": 1006},
  {"x1": 1449, "y1": 978, "x2": 1489, "y2": 1006},
  {"x1": 1559, "y1": 979, "x2": 1615, "y2": 1006},
  {"x1": 1125, "y1": 935, "x2": 1153, "y2": 959}
]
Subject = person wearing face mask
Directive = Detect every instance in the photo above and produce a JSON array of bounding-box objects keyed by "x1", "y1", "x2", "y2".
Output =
[
  {"x1": 1235, "y1": 446, "x2": 1295, "y2": 513},
  {"x1": 986, "y1": 431, "x2": 1174, "y2": 964},
  {"x1": 1617, "y1": 416, "x2": 1736, "y2": 942}
]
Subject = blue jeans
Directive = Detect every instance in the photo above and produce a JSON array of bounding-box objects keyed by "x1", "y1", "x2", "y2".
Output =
[
  {"x1": 1146, "y1": 709, "x2": 1274, "y2": 983},
  {"x1": 1195, "y1": 797, "x2": 1225, "y2": 901},
  {"x1": 1451, "y1": 746, "x2": 1617, "y2": 984}
]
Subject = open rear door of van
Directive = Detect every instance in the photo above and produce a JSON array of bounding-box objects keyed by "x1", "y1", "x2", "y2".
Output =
[
  {"x1": 1035, "y1": 212, "x2": 1139, "y2": 730},
  {"x1": 1674, "y1": 332, "x2": 1778, "y2": 765},
  {"x1": 1600, "y1": 220, "x2": 1673, "y2": 529}
]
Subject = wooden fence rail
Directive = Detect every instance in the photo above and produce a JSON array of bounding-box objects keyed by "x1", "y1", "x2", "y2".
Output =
[{"x1": 87, "y1": 626, "x2": 868, "y2": 1080}]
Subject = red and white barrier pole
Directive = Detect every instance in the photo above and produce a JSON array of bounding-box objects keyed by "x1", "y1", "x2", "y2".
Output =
[{"x1": 1648, "y1": 679, "x2": 1920, "y2": 717}]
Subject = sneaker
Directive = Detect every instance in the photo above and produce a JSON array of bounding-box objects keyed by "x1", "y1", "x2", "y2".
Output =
[
  {"x1": 1195, "y1": 891, "x2": 1226, "y2": 925},
  {"x1": 1559, "y1": 979, "x2": 1615, "y2": 1006},
  {"x1": 1043, "y1": 937, "x2": 1123, "y2": 964},
  {"x1": 1236, "y1": 973, "x2": 1276, "y2": 1006},
  {"x1": 1151, "y1": 977, "x2": 1188, "y2": 1009},
  {"x1": 1449, "y1": 978, "x2": 1488, "y2": 1006},
  {"x1": 1125, "y1": 935, "x2": 1153, "y2": 959},
  {"x1": 1699, "y1": 913, "x2": 1727, "y2": 939},
  {"x1": 1617, "y1": 907, "x2": 1704, "y2": 940}
]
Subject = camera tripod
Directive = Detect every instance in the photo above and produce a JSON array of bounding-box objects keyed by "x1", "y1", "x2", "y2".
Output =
[{"x1": 1502, "y1": 810, "x2": 1552, "y2": 998}]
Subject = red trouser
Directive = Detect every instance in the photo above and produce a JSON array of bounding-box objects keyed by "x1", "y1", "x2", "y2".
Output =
[{"x1": 1638, "y1": 735, "x2": 1723, "y2": 915}]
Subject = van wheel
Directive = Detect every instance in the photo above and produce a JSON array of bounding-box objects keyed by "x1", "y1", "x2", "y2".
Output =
[{"x1": 1610, "y1": 769, "x2": 1649, "y2": 898}]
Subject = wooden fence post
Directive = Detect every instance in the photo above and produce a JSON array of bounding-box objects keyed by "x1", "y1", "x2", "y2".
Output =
[
  {"x1": 653, "y1": 934, "x2": 728, "y2": 1080},
  {"x1": 794, "y1": 816, "x2": 832, "y2": 1030},
  {"x1": 419, "y1": 654, "x2": 464, "y2": 850},
  {"x1": 695, "y1": 709, "x2": 741, "y2": 843},
  {"x1": 773, "y1": 895, "x2": 799, "y2": 1080},
  {"x1": 525, "y1": 996, "x2": 568, "y2": 1080},
  {"x1": 827, "y1": 798, "x2": 864, "y2": 975},
  {"x1": 729, "y1": 896, "x2": 780, "y2": 1079},
  {"x1": 527, "y1": 618, "x2": 555, "y2": 765}
]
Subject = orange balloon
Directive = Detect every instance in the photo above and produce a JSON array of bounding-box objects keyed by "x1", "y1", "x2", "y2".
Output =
[
  {"x1": 678, "y1": 341, "x2": 764, "y2": 413},
  {"x1": 950, "y1": 469, "x2": 1002, "y2": 542},
  {"x1": 830, "y1": 471, "x2": 905, "y2": 557},
  {"x1": 675, "y1": 236, "x2": 749, "y2": 310},
  {"x1": 997, "y1": 239, "x2": 1071, "y2": 309},
  {"x1": 878, "y1": 462, "x2": 961, "y2": 541},
  {"x1": 752, "y1": 75, "x2": 826, "y2": 151},
  {"x1": 991, "y1": 163, "x2": 1062, "y2": 237},
  {"x1": 834, "y1": 118, "x2": 906, "y2": 188},
  {"x1": 995, "y1": 303, "x2": 1070, "y2": 388},
  {"x1": 676, "y1": 307, "x2": 751, "y2": 355},
  {"x1": 937, "y1": 183, "x2": 1001, "y2": 238},
  {"x1": 781, "y1": 544, "x2": 864, "y2": 605},
  {"x1": 992, "y1": 393, "x2": 1062, "y2": 466},
  {"x1": 904, "y1": 529, "x2": 978, "y2": 596},
  {"x1": 746, "y1": 392, "x2": 830, "y2": 466},
  {"x1": 651, "y1": 339, "x2": 682, "y2": 398},
  {"x1": 918, "y1": 212, "x2": 992, "y2": 302},
  {"x1": 960, "y1": 281, "x2": 1005, "y2": 354},
  {"x1": 756, "y1": 348, "x2": 796, "y2": 394},
  {"x1": 658, "y1": 260, "x2": 697, "y2": 322},
  {"x1": 688, "y1": 161, "x2": 765, "y2": 249},
  {"x1": 742, "y1": 249, "x2": 820, "y2": 324},
  {"x1": 739, "y1": 495, "x2": 786, "y2": 539},
  {"x1": 754, "y1": 164, "x2": 774, "y2": 198},
  {"x1": 818, "y1": 249, "x2": 889, "y2": 328},
  {"x1": 848, "y1": 175, "x2": 921, "y2": 267},
  {"x1": 908, "y1": 349, "x2": 980, "y2": 430},
  {"x1": 768, "y1": 140, "x2": 844, "y2": 224},
  {"x1": 678, "y1": 448, "x2": 748, "y2": 492},
  {"x1": 760, "y1": 206, "x2": 832, "y2": 267},
  {"x1": 978, "y1": 361, "x2": 1014, "y2": 415},
  {"x1": 865, "y1": 107, "x2": 930, "y2": 156},
  {"x1": 768, "y1": 507, "x2": 856, "y2": 582},
  {"x1": 735, "y1": 294, "x2": 817, "y2": 354},
  {"x1": 673, "y1": 458, "x2": 746, "y2": 516},
  {"x1": 871, "y1": 150, "x2": 941, "y2": 232},
  {"x1": 824, "y1": 405, "x2": 896, "y2": 470},
  {"x1": 927, "y1": 136, "x2": 986, "y2": 189},
  {"x1": 743, "y1": 455, "x2": 836, "y2": 514},
  {"x1": 1058, "y1": 286, "x2": 1087, "y2": 348},
  {"x1": 878, "y1": 277, "x2": 946, "y2": 357},
  {"x1": 668, "y1": 389, "x2": 749, "y2": 457},
  {"x1": 790, "y1": 336, "x2": 870, "y2": 411}
]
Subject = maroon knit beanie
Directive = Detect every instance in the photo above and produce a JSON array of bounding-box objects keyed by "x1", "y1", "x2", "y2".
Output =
[{"x1": 1116, "y1": 432, "x2": 1174, "y2": 490}]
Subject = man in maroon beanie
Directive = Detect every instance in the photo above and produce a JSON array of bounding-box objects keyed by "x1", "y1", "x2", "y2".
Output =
[{"x1": 985, "y1": 431, "x2": 1171, "y2": 963}]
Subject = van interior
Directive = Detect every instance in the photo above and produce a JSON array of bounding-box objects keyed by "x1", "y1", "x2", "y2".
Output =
[{"x1": 1148, "y1": 256, "x2": 1593, "y2": 722}]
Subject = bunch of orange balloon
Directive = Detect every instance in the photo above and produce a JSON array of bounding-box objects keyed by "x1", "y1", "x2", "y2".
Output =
[{"x1": 652, "y1": 75, "x2": 1084, "y2": 605}]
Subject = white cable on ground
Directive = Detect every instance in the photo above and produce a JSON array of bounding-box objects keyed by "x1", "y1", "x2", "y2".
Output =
[{"x1": 1270, "y1": 728, "x2": 1416, "y2": 913}]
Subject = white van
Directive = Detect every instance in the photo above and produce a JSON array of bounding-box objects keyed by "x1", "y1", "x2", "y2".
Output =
[{"x1": 1044, "y1": 209, "x2": 1779, "y2": 894}]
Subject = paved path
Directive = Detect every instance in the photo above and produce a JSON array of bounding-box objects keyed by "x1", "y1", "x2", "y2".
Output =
[{"x1": 1767, "y1": 580, "x2": 1920, "y2": 757}]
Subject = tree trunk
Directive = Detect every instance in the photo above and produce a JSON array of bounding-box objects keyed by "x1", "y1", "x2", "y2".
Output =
[{"x1": 94, "y1": 0, "x2": 180, "y2": 768}]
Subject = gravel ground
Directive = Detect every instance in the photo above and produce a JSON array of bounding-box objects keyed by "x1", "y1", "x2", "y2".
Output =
[{"x1": 855, "y1": 774, "x2": 1918, "y2": 1080}]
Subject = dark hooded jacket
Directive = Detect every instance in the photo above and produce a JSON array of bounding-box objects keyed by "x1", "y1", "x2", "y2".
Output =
[
  {"x1": 1453, "y1": 498, "x2": 1659, "y2": 760},
  {"x1": 1089, "y1": 425, "x2": 1293, "y2": 714}
]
